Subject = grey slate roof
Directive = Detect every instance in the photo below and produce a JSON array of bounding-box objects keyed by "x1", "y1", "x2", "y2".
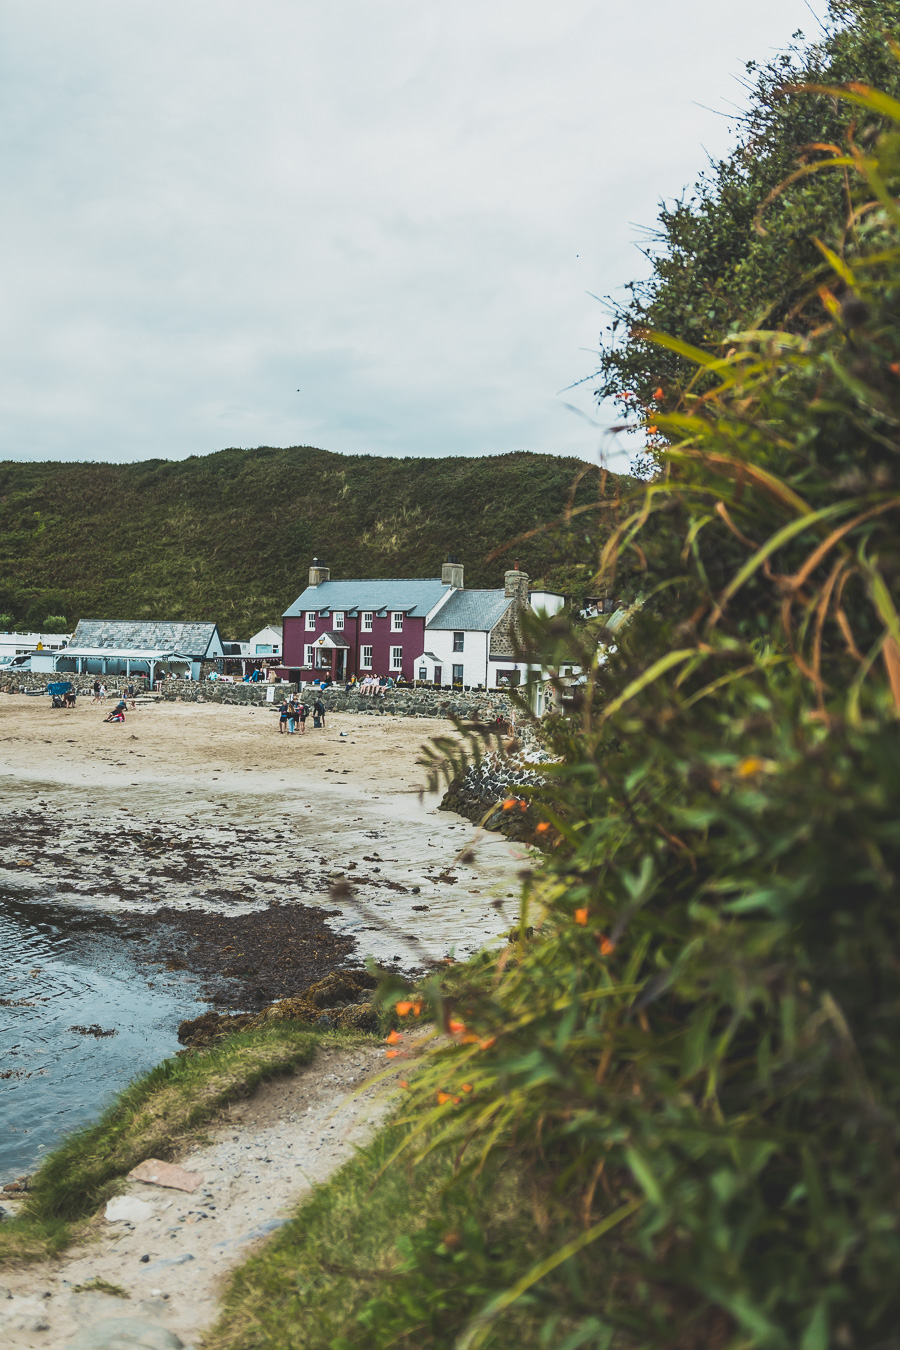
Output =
[
  {"x1": 72, "y1": 620, "x2": 221, "y2": 657},
  {"x1": 426, "y1": 590, "x2": 512, "y2": 632},
  {"x1": 284, "y1": 579, "x2": 448, "y2": 619}
]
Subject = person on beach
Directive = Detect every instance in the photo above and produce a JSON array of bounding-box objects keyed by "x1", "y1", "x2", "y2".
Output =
[
  {"x1": 104, "y1": 697, "x2": 127, "y2": 723},
  {"x1": 313, "y1": 696, "x2": 326, "y2": 728},
  {"x1": 279, "y1": 699, "x2": 291, "y2": 734},
  {"x1": 297, "y1": 700, "x2": 309, "y2": 734},
  {"x1": 92, "y1": 679, "x2": 101, "y2": 704},
  {"x1": 63, "y1": 688, "x2": 76, "y2": 708},
  {"x1": 98, "y1": 682, "x2": 107, "y2": 702},
  {"x1": 285, "y1": 699, "x2": 298, "y2": 733}
]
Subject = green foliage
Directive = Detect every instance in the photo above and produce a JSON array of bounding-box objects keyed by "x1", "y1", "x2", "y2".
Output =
[
  {"x1": 317, "y1": 66, "x2": 900, "y2": 1350},
  {"x1": 0, "y1": 448, "x2": 626, "y2": 635},
  {"x1": 594, "y1": 0, "x2": 900, "y2": 454},
  {"x1": 41, "y1": 614, "x2": 68, "y2": 633}
]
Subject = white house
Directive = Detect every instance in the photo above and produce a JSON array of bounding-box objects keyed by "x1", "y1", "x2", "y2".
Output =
[
  {"x1": 247, "y1": 624, "x2": 282, "y2": 657},
  {"x1": 413, "y1": 569, "x2": 565, "y2": 691}
]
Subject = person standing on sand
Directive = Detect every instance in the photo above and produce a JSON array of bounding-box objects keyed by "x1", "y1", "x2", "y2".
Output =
[
  {"x1": 279, "y1": 699, "x2": 290, "y2": 734},
  {"x1": 313, "y1": 696, "x2": 325, "y2": 728},
  {"x1": 297, "y1": 700, "x2": 308, "y2": 734},
  {"x1": 98, "y1": 682, "x2": 107, "y2": 702},
  {"x1": 92, "y1": 679, "x2": 101, "y2": 704},
  {"x1": 285, "y1": 699, "x2": 297, "y2": 734}
]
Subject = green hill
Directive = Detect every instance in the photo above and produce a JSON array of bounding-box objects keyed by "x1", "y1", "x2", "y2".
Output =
[{"x1": 0, "y1": 446, "x2": 621, "y2": 637}]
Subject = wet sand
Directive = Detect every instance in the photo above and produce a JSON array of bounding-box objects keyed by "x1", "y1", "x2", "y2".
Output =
[{"x1": 0, "y1": 699, "x2": 528, "y2": 994}]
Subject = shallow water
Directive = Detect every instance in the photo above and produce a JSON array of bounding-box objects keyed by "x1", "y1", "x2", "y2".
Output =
[{"x1": 0, "y1": 893, "x2": 208, "y2": 1180}]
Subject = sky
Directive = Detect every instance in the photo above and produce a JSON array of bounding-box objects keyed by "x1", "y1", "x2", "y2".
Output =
[{"x1": 0, "y1": 0, "x2": 821, "y2": 468}]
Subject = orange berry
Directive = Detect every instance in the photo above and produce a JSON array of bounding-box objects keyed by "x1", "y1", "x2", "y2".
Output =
[
  {"x1": 411, "y1": 1002, "x2": 423, "y2": 1016},
  {"x1": 574, "y1": 907, "x2": 589, "y2": 926},
  {"x1": 599, "y1": 936, "x2": 616, "y2": 956},
  {"x1": 386, "y1": 1048, "x2": 402, "y2": 1058},
  {"x1": 384, "y1": 1029, "x2": 403, "y2": 1044},
  {"x1": 502, "y1": 798, "x2": 517, "y2": 811},
  {"x1": 654, "y1": 386, "x2": 664, "y2": 399},
  {"x1": 448, "y1": 1018, "x2": 467, "y2": 1035},
  {"x1": 436, "y1": 1091, "x2": 452, "y2": 1105},
  {"x1": 891, "y1": 362, "x2": 900, "y2": 375},
  {"x1": 398, "y1": 1080, "x2": 410, "y2": 1088},
  {"x1": 395, "y1": 1001, "x2": 413, "y2": 1016},
  {"x1": 479, "y1": 1036, "x2": 497, "y2": 1050},
  {"x1": 536, "y1": 822, "x2": 550, "y2": 834},
  {"x1": 461, "y1": 1083, "x2": 473, "y2": 1093}
]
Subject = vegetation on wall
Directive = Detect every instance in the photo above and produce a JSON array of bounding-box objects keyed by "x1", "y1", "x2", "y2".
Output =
[{"x1": 0, "y1": 448, "x2": 624, "y2": 637}]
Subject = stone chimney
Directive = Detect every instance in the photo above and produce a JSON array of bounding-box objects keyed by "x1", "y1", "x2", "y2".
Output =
[
  {"x1": 504, "y1": 561, "x2": 529, "y2": 607},
  {"x1": 441, "y1": 554, "x2": 464, "y2": 589},
  {"x1": 308, "y1": 557, "x2": 331, "y2": 586}
]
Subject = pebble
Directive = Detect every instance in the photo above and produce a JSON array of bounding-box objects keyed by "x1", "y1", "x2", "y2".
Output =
[{"x1": 65, "y1": 1316, "x2": 185, "y2": 1349}]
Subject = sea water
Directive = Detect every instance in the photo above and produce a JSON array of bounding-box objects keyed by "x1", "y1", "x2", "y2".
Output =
[{"x1": 0, "y1": 892, "x2": 207, "y2": 1180}]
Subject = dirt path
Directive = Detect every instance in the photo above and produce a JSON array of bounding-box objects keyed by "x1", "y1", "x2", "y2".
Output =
[{"x1": 0, "y1": 1040, "x2": 404, "y2": 1349}]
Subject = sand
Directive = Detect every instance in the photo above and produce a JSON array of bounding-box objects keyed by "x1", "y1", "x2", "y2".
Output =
[{"x1": 0, "y1": 698, "x2": 529, "y2": 973}]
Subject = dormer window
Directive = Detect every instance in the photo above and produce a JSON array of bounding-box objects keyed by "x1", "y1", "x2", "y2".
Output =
[{"x1": 391, "y1": 612, "x2": 404, "y2": 631}]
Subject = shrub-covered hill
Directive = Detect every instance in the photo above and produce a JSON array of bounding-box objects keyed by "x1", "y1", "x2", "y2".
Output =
[{"x1": 0, "y1": 446, "x2": 624, "y2": 636}]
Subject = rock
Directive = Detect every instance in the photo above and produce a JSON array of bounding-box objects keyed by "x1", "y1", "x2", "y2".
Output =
[
  {"x1": 65, "y1": 1315, "x2": 185, "y2": 1349},
  {"x1": 127, "y1": 1160, "x2": 204, "y2": 1193},
  {"x1": 105, "y1": 1196, "x2": 156, "y2": 1224}
]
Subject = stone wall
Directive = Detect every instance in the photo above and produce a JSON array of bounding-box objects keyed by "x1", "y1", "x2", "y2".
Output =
[
  {"x1": 159, "y1": 683, "x2": 517, "y2": 721},
  {"x1": 440, "y1": 750, "x2": 549, "y2": 839},
  {"x1": 0, "y1": 671, "x2": 155, "y2": 696}
]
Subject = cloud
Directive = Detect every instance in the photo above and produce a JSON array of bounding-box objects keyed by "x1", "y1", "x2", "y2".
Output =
[{"x1": 0, "y1": 0, "x2": 817, "y2": 467}]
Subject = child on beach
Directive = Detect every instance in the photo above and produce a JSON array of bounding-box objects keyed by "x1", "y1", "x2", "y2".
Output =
[{"x1": 297, "y1": 701, "x2": 308, "y2": 734}]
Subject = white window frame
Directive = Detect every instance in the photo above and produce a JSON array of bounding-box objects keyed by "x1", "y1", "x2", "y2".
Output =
[
  {"x1": 362, "y1": 612, "x2": 373, "y2": 632},
  {"x1": 361, "y1": 645, "x2": 373, "y2": 669},
  {"x1": 304, "y1": 644, "x2": 314, "y2": 667},
  {"x1": 305, "y1": 611, "x2": 316, "y2": 631},
  {"x1": 390, "y1": 645, "x2": 403, "y2": 671},
  {"x1": 334, "y1": 611, "x2": 344, "y2": 630},
  {"x1": 391, "y1": 611, "x2": 404, "y2": 631},
  {"x1": 452, "y1": 664, "x2": 464, "y2": 685}
]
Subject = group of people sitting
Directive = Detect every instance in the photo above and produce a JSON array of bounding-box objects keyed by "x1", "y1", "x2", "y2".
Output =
[{"x1": 349, "y1": 674, "x2": 395, "y2": 696}]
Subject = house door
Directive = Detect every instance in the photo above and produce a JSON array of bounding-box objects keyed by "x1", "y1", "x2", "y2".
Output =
[
  {"x1": 334, "y1": 650, "x2": 346, "y2": 679},
  {"x1": 434, "y1": 666, "x2": 442, "y2": 685}
]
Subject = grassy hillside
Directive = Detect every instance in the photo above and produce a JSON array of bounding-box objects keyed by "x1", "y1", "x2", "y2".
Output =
[{"x1": 0, "y1": 446, "x2": 623, "y2": 637}]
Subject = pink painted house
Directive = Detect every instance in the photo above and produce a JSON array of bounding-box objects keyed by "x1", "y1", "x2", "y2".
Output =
[{"x1": 281, "y1": 558, "x2": 462, "y2": 683}]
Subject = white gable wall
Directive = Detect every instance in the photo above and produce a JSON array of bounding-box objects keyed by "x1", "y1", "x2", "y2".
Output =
[{"x1": 414, "y1": 627, "x2": 489, "y2": 686}]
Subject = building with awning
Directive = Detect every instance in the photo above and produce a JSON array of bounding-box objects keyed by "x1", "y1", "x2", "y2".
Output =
[
  {"x1": 68, "y1": 620, "x2": 224, "y2": 680},
  {"x1": 44, "y1": 646, "x2": 193, "y2": 683}
]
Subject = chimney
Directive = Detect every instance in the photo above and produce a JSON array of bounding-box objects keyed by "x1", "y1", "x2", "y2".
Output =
[
  {"x1": 504, "y1": 560, "x2": 529, "y2": 607},
  {"x1": 441, "y1": 554, "x2": 464, "y2": 589},
  {"x1": 309, "y1": 557, "x2": 331, "y2": 586}
]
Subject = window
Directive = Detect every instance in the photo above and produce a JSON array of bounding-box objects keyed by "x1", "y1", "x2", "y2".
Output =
[
  {"x1": 361, "y1": 645, "x2": 373, "y2": 669},
  {"x1": 362, "y1": 612, "x2": 373, "y2": 632},
  {"x1": 453, "y1": 631, "x2": 464, "y2": 652},
  {"x1": 452, "y1": 664, "x2": 464, "y2": 686},
  {"x1": 255, "y1": 644, "x2": 273, "y2": 655},
  {"x1": 390, "y1": 646, "x2": 403, "y2": 671},
  {"x1": 305, "y1": 611, "x2": 316, "y2": 631},
  {"x1": 334, "y1": 611, "x2": 344, "y2": 630},
  {"x1": 391, "y1": 611, "x2": 404, "y2": 631},
  {"x1": 304, "y1": 645, "x2": 314, "y2": 667},
  {"x1": 418, "y1": 667, "x2": 427, "y2": 681}
]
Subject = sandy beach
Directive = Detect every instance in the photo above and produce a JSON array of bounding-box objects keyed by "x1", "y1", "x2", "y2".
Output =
[{"x1": 0, "y1": 696, "x2": 527, "y2": 990}]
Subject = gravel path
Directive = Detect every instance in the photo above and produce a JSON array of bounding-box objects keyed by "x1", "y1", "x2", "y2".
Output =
[{"x1": 0, "y1": 1040, "x2": 401, "y2": 1349}]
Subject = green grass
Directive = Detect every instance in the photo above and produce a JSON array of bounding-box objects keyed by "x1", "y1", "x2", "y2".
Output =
[
  {"x1": 203, "y1": 1115, "x2": 550, "y2": 1350},
  {"x1": 0, "y1": 1023, "x2": 353, "y2": 1264}
]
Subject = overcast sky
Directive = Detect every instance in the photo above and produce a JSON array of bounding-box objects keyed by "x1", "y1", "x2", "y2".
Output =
[{"x1": 0, "y1": 0, "x2": 820, "y2": 468}]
